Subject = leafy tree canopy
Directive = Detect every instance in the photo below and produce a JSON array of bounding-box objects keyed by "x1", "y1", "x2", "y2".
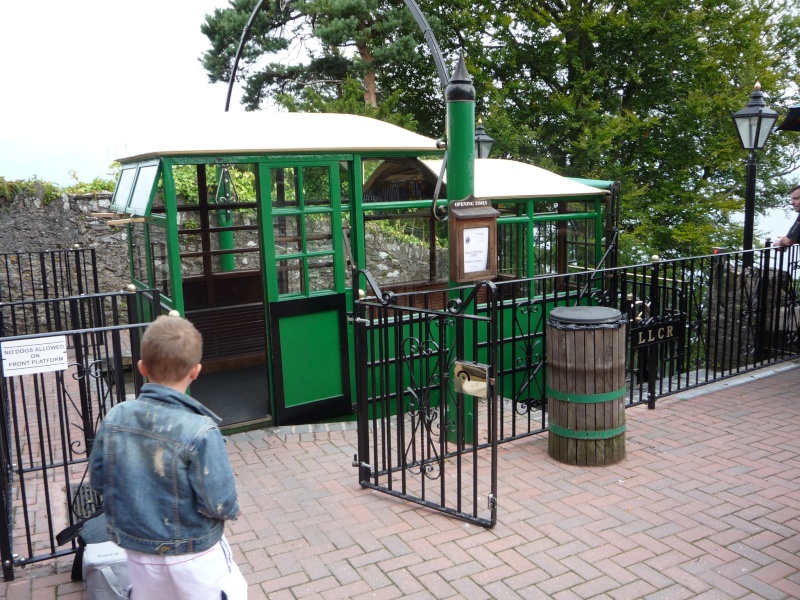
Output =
[{"x1": 201, "y1": 0, "x2": 800, "y2": 260}]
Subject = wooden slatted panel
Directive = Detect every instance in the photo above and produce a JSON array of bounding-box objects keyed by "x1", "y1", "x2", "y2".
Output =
[{"x1": 547, "y1": 316, "x2": 626, "y2": 466}]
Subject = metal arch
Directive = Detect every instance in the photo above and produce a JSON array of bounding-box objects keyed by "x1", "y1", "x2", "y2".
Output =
[
  {"x1": 401, "y1": 0, "x2": 449, "y2": 91},
  {"x1": 225, "y1": 0, "x2": 451, "y2": 110},
  {"x1": 225, "y1": 0, "x2": 270, "y2": 112}
]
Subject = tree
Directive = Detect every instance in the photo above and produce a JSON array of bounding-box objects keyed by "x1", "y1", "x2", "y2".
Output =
[
  {"x1": 468, "y1": 0, "x2": 800, "y2": 259},
  {"x1": 200, "y1": 0, "x2": 446, "y2": 133},
  {"x1": 201, "y1": 0, "x2": 800, "y2": 259}
]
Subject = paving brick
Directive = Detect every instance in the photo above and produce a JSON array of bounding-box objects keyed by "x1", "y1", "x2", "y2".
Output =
[{"x1": 3, "y1": 366, "x2": 800, "y2": 600}]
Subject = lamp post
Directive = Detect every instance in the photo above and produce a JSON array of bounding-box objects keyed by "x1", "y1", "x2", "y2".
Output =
[
  {"x1": 731, "y1": 82, "x2": 778, "y2": 268},
  {"x1": 474, "y1": 118, "x2": 495, "y2": 159}
]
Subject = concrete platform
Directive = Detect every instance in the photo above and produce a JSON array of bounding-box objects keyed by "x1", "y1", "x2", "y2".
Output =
[{"x1": 3, "y1": 361, "x2": 800, "y2": 599}]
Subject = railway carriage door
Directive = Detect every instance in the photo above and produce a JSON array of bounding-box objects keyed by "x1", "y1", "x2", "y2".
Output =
[{"x1": 262, "y1": 161, "x2": 352, "y2": 425}]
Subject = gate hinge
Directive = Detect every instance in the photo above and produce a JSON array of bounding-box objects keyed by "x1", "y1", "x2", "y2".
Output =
[{"x1": 488, "y1": 493, "x2": 497, "y2": 510}]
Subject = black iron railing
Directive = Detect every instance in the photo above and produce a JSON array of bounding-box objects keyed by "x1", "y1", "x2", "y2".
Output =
[
  {"x1": 0, "y1": 289, "x2": 160, "y2": 581},
  {"x1": 355, "y1": 244, "x2": 800, "y2": 449}
]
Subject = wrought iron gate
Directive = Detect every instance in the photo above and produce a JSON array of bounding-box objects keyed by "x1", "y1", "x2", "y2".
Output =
[
  {"x1": 0, "y1": 289, "x2": 160, "y2": 581},
  {"x1": 352, "y1": 272, "x2": 499, "y2": 527}
]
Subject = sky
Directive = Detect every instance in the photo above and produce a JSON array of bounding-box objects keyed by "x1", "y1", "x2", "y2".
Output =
[
  {"x1": 0, "y1": 0, "x2": 235, "y2": 186},
  {"x1": 0, "y1": 0, "x2": 795, "y2": 239}
]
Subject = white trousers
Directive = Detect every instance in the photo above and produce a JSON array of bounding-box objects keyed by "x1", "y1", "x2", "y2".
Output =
[{"x1": 126, "y1": 536, "x2": 247, "y2": 600}]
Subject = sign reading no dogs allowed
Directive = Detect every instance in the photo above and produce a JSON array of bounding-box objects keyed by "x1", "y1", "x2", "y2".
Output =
[{"x1": 1, "y1": 336, "x2": 69, "y2": 376}]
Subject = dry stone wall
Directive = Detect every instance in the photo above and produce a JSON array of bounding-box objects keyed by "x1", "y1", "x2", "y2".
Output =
[
  {"x1": 0, "y1": 191, "x2": 131, "y2": 295},
  {"x1": 1, "y1": 191, "x2": 446, "y2": 299}
]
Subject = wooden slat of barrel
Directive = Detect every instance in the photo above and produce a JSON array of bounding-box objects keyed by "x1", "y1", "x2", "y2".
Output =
[{"x1": 546, "y1": 307, "x2": 626, "y2": 466}]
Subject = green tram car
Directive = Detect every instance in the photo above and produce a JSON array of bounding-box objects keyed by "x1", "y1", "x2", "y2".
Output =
[{"x1": 108, "y1": 111, "x2": 613, "y2": 429}]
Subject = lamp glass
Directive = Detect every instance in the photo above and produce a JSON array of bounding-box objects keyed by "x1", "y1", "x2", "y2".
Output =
[{"x1": 475, "y1": 138, "x2": 494, "y2": 159}]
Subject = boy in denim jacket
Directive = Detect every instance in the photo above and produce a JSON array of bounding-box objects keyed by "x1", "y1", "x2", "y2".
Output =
[{"x1": 89, "y1": 315, "x2": 247, "y2": 599}]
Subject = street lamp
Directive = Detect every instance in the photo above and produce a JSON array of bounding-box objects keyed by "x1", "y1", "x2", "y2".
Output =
[
  {"x1": 474, "y1": 118, "x2": 495, "y2": 159},
  {"x1": 731, "y1": 82, "x2": 778, "y2": 268}
]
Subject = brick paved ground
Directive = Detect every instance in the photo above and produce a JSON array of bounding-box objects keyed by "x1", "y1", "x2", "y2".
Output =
[{"x1": 3, "y1": 362, "x2": 800, "y2": 599}]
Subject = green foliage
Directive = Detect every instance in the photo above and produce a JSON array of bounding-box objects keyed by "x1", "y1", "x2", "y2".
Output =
[
  {"x1": 200, "y1": 0, "x2": 800, "y2": 258},
  {"x1": 0, "y1": 176, "x2": 62, "y2": 205},
  {"x1": 63, "y1": 171, "x2": 116, "y2": 195}
]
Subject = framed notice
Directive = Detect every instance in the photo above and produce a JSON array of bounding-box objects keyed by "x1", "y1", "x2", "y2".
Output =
[{"x1": 449, "y1": 196, "x2": 499, "y2": 283}]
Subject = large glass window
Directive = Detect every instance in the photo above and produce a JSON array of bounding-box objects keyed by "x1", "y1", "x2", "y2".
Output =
[
  {"x1": 110, "y1": 161, "x2": 160, "y2": 215},
  {"x1": 128, "y1": 164, "x2": 159, "y2": 214},
  {"x1": 362, "y1": 209, "x2": 448, "y2": 286},
  {"x1": 111, "y1": 167, "x2": 136, "y2": 212}
]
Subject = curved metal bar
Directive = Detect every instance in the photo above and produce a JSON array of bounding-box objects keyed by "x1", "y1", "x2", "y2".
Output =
[
  {"x1": 225, "y1": 0, "x2": 269, "y2": 111},
  {"x1": 354, "y1": 268, "x2": 395, "y2": 305},
  {"x1": 401, "y1": 0, "x2": 449, "y2": 91},
  {"x1": 226, "y1": 0, "x2": 451, "y2": 109},
  {"x1": 448, "y1": 279, "x2": 497, "y2": 315}
]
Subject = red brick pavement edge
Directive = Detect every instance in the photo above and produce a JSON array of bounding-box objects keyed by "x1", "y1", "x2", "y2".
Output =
[{"x1": 3, "y1": 361, "x2": 800, "y2": 599}]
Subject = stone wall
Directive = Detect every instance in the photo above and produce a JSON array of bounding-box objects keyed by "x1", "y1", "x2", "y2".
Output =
[
  {"x1": 0, "y1": 191, "x2": 447, "y2": 301},
  {"x1": 0, "y1": 191, "x2": 131, "y2": 295}
]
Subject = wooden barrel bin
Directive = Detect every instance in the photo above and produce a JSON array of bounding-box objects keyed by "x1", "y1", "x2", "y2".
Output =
[{"x1": 547, "y1": 306, "x2": 627, "y2": 466}]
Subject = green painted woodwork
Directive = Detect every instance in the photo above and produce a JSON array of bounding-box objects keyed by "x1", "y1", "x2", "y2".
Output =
[{"x1": 279, "y1": 309, "x2": 344, "y2": 407}]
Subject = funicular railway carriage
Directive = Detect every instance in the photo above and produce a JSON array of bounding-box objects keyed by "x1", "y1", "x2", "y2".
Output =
[{"x1": 109, "y1": 111, "x2": 611, "y2": 429}]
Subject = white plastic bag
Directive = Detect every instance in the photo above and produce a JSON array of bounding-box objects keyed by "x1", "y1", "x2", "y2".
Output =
[{"x1": 82, "y1": 541, "x2": 129, "y2": 599}]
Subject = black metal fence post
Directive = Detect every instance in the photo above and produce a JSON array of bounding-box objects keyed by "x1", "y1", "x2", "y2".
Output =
[
  {"x1": 647, "y1": 255, "x2": 661, "y2": 409},
  {"x1": 0, "y1": 358, "x2": 14, "y2": 581},
  {"x1": 755, "y1": 244, "x2": 771, "y2": 364}
]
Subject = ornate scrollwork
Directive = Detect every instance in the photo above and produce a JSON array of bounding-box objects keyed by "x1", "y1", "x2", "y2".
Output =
[
  {"x1": 401, "y1": 333, "x2": 444, "y2": 479},
  {"x1": 63, "y1": 359, "x2": 116, "y2": 457}
]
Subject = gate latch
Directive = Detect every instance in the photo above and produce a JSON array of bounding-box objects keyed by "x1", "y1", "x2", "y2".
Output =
[{"x1": 352, "y1": 454, "x2": 373, "y2": 473}]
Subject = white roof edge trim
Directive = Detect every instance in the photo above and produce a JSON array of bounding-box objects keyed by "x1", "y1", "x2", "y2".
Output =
[
  {"x1": 115, "y1": 112, "x2": 441, "y2": 162},
  {"x1": 420, "y1": 159, "x2": 609, "y2": 200}
]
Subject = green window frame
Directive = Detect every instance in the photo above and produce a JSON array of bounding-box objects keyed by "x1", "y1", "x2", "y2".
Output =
[
  {"x1": 110, "y1": 159, "x2": 161, "y2": 216},
  {"x1": 262, "y1": 162, "x2": 346, "y2": 301}
]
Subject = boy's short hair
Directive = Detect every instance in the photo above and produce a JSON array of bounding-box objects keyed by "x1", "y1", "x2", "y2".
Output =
[{"x1": 140, "y1": 315, "x2": 203, "y2": 382}]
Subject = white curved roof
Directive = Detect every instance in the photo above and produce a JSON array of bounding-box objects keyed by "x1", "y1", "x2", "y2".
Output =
[
  {"x1": 421, "y1": 158, "x2": 607, "y2": 200},
  {"x1": 116, "y1": 112, "x2": 441, "y2": 162}
]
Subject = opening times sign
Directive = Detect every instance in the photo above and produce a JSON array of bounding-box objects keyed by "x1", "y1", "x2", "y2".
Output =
[{"x1": 1, "y1": 336, "x2": 69, "y2": 376}]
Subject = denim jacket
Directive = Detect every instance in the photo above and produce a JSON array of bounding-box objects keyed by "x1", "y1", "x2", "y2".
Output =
[{"x1": 89, "y1": 383, "x2": 239, "y2": 555}]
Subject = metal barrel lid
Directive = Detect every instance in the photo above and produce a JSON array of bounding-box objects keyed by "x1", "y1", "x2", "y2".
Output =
[{"x1": 548, "y1": 306, "x2": 622, "y2": 326}]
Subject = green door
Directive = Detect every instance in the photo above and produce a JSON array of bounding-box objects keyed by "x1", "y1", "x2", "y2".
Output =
[{"x1": 261, "y1": 161, "x2": 352, "y2": 424}]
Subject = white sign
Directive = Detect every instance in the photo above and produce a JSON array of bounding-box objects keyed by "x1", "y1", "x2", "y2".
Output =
[
  {"x1": 463, "y1": 226, "x2": 490, "y2": 273},
  {"x1": 1, "y1": 336, "x2": 69, "y2": 376}
]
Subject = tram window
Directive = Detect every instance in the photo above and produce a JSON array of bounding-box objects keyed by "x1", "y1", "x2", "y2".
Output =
[
  {"x1": 111, "y1": 167, "x2": 136, "y2": 212},
  {"x1": 339, "y1": 162, "x2": 350, "y2": 205},
  {"x1": 271, "y1": 167, "x2": 299, "y2": 209},
  {"x1": 277, "y1": 258, "x2": 303, "y2": 295},
  {"x1": 362, "y1": 210, "x2": 447, "y2": 286},
  {"x1": 151, "y1": 173, "x2": 166, "y2": 212},
  {"x1": 308, "y1": 256, "x2": 335, "y2": 292},
  {"x1": 306, "y1": 214, "x2": 332, "y2": 252},
  {"x1": 302, "y1": 166, "x2": 330, "y2": 207},
  {"x1": 274, "y1": 215, "x2": 301, "y2": 255},
  {"x1": 128, "y1": 164, "x2": 159, "y2": 214},
  {"x1": 534, "y1": 218, "x2": 595, "y2": 275}
]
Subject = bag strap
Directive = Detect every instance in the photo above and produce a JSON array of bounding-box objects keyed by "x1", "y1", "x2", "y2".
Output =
[{"x1": 100, "y1": 565, "x2": 127, "y2": 598}]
